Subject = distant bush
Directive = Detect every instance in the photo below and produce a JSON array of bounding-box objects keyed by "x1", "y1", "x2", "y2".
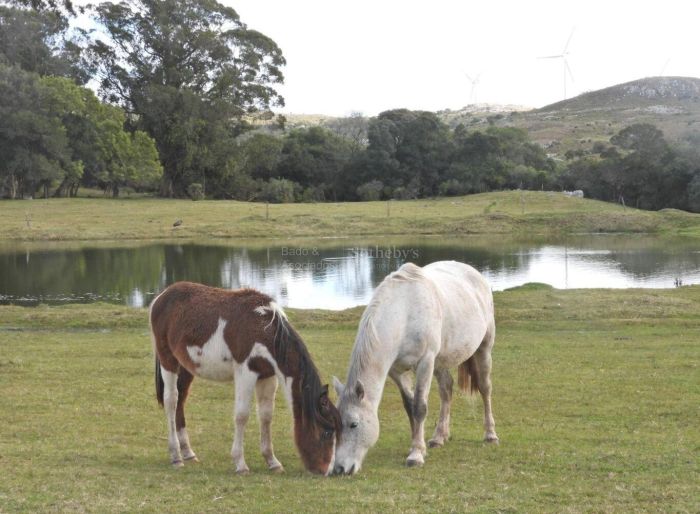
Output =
[
  {"x1": 356, "y1": 180, "x2": 384, "y2": 201},
  {"x1": 301, "y1": 186, "x2": 326, "y2": 202},
  {"x1": 187, "y1": 183, "x2": 204, "y2": 201},
  {"x1": 438, "y1": 179, "x2": 467, "y2": 196},
  {"x1": 259, "y1": 178, "x2": 297, "y2": 203},
  {"x1": 392, "y1": 179, "x2": 420, "y2": 200}
]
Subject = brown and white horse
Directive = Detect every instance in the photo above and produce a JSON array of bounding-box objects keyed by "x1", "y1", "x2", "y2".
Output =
[{"x1": 149, "y1": 281, "x2": 341, "y2": 475}]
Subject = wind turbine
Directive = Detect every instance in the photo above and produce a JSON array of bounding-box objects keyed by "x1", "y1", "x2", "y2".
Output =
[
  {"x1": 539, "y1": 27, "x2": 576, "y2": 99},
  {"x1": 463, "y1": 71, "x2": 483, "y2": 104}
]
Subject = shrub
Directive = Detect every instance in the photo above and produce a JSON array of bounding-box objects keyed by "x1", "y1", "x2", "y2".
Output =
[
  {"x1": 356, "y1": 180, "x2": 384, "y2": 201},
  {"x1": 259, "y1": 178, "x2": 297, "y2": 203},
  {"x1": 187, "y1": 183, "x2": 204, "y2": 201}
]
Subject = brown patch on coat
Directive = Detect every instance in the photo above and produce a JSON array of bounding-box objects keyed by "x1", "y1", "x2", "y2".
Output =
[
  {"x1": 151, "y1": 282, "x2": 274, "y2": 374},
  {"x1": 247, "y1": 357, "x2": 275, "y2": 379}
]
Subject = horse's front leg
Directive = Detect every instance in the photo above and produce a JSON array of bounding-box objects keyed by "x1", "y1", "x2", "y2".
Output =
[
  {"x1": 255, "y1": 375, "x2": 284, "y2": 472},
  {"x1": 231, "y1": 366, "x2": 257, "y2": 474},
  {"x1": 389, "y1": 369, "x2": 415, "y2": 434},
  {"x1": 406, "y1": 355, "x2": 435, "y2": 467}
]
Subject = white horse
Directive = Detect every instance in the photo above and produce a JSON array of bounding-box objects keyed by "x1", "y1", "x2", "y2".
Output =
[{"x1": 332, "y1": 261, "x2": 498, "y2": 475}]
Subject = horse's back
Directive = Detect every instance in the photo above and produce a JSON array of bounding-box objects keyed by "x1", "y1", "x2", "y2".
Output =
[
  {"x1": 151, "y1": 282, "x2": 272, "y2": 328},
  {"x1": 421, "y1": 261, "x2": 494, "y2": 366},
  {"x1": 423, "y1": 261, "x2": 493, "y2": 316},
  {"x1": 150, "y1": 282, "x2": 276, "y2": 376}
]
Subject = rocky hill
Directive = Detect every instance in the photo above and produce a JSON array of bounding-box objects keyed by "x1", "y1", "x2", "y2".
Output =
[
  {"x1": 445, "y1": 77, "x2": 700, "y2": 158},
  {"x1": 280, "y1": 77, "x2": 700, "y2": 159}
]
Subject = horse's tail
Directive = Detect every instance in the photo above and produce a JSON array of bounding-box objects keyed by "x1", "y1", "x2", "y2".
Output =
[
  {"x1": 150, "y1": 289, "x2": 166, "y2": 407},
  {"x1": 457, "y1": 356, "x2": 480, "y2": 395},
  {"x1": 155, "y1": 356, "x2": 164, "y2": 406}
]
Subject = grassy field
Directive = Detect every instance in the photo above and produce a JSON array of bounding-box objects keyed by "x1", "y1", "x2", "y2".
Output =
[
  {"x1": 1, "y1": 286, "x2": 698, "y2": 513},
  {"x1": 2, "y1": 191, "x2": 700, "y2": 242}
]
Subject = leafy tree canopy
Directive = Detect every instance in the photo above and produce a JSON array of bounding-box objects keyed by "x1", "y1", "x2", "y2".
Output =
[{"x1": 87, "y1": 0, "x2": 286, "y2": 196}]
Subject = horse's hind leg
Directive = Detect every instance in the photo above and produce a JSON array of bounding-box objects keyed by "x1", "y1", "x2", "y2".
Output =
[
  {"x1": 176, "y1": 369, "x2": 198, "y2": 462},
  {"x1": 428, "y1": 368, "x2": 453, "y2": 448},
  {"x1": 160, "y1": 363, "x2": 185, "y2": 467},
  {"x1": 255, "y1": 376, "x2": 284, "y2": 472},
  {"x1": 473, "y1": 333, "x2": 499, "y2": 443}
]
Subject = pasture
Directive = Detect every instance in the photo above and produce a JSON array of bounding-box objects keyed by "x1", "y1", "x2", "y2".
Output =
[
  {"x1": 2, "y1": 191, "x2": 700, "y2": 242},
  {"x1": 1, "y1": 285, "x2": 698, "y2": 512}
]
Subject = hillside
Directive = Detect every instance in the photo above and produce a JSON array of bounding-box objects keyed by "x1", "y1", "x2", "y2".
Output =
[
  {"x1": 278, "y1": 77, "x2": 700, "y2": 159},
  {"x1": 2, "y1": 191, "x2": 700, "y2": 241},
  {"x1": 443, "y1": 77, "x2": 700, "y2": 157}
]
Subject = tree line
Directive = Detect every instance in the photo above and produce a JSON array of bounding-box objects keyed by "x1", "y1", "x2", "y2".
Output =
[{"x1": 1, "y1": 0, "x2": 700, "y2": 211}]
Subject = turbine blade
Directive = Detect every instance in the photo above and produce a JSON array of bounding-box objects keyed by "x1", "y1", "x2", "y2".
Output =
[
  {"x1": 565, "y1": 59, "x2": 575, "y2": 82},
  {"x1": 562, "y1": 26, "x2": 576, "y2": 53},
  {"x1": 538, "y1": 54, "x2": 563, "y2": 59}
]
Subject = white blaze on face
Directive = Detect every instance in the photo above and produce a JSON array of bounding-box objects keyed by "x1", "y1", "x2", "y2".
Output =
[{"x1": 187, "y1": 317, "x2": 235, "y2": 381}]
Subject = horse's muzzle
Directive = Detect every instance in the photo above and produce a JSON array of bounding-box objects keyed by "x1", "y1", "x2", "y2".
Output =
[{"x1": 332, "y1": 464, "x2": 355, "y2": 476}]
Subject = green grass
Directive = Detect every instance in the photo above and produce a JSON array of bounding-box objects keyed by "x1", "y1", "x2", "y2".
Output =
[
  {"x1": 2, "y1": 191, "x2": 700, "y2": 242},
  {"x1": 1, "y1": 287, "x2": 698, "y2": 512}
]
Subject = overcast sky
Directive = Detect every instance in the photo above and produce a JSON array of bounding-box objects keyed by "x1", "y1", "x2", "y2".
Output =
[{"x1": 224, "y1": 0, "x2": 700, "y2": 116}]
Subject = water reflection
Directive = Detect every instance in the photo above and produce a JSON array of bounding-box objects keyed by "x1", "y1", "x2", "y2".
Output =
[{"x1": 1, "y1": 236, "x2": 699, "y2": 309}]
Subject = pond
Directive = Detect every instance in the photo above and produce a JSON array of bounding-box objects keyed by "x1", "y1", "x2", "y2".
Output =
[{"x1": 1, "y1": 235, "x2": 699, "y2": 309}]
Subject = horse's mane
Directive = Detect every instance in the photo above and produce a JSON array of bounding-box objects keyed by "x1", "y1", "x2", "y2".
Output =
[
  {"x1": 271, "y1": 314, "x2": 336, "y2": 429},
  {"x1": 347, "y1": 263, "x2": 424, "y2": 385}
]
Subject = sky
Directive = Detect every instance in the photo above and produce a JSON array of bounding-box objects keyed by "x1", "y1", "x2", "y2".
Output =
[{"x1": 223, "y1": 0, "x2": 700, "y2": 116}]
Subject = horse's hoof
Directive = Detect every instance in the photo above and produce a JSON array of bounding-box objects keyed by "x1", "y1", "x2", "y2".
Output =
[
  {"x1": 428, "y1": 439, "x2": 444, "y2": 449},
  {"x1": 406, "y1": 458, "x2": 424, "y2": 467},
  {"x1": 484, "y1": 436, "x2": 500, "y2": 445},
  {"x1": 171, "y1": 460, "x2": 184, "y2": 469},
  {"x1": 269, "y1": 465, "x2": 285, "y2": 474},
  {"x1": 236, "y1": 467, "x2": 250, "y2": 475},
  {"x1": 184, "y1": 455, "x2": 199, "y2": 463}
]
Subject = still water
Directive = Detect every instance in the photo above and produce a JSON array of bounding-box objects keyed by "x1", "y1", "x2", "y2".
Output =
[{"x1": 1, "y1": 236, "x2": 699, "y2": 309}]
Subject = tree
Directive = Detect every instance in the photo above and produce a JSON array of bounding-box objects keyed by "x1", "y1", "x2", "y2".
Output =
[
  {"x1": 564, "y1": 124, "x2": 698, "y2": 211},
  {"x1": 88, "y1": 0, "x2": 285, "y2": 196},
  {"x1": 275, "y1": 127, "x2": 353, "y2": 201},
  {"x1": 92, "y1": 112, "x2": 162, "y2": 197},
  {"x1": 238, "y1": 133, "x2": 284, "y2": 181},
  {"x1": 325, "y1": 112, "x2": 368, "y2": 150},
  {"x1": 363, "y1": 109, "x2": 452, "y2": 196},
  {"x1": 6, "y1": 0, "x2": 77, "y2": 17},
  {"x1": 356, "y1": 180, "x2": 383, "y2": 201},
  {"x1": 609, "y1": 124, "x2": 674, "y2": 209},
  {"x1": 0, "y1": 64, "x2": 72, "y2": 198},
  {"x1": 0, "y1": 65, "x2": 161, "y2": 198},
  {"x1": 0, "y1": 6, "x2": 86, "y2": 83}
]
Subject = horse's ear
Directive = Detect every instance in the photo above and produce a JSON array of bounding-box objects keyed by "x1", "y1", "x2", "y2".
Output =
[
  {"x1": 319, "y1": 385, "x2": 329, "y2": 406},
  {"x1": 333, "y1": 376, "x2": 345, "y2": 397},
  {"x1": 354, "y1": 380, "x2": 365, "y2": 401}
]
